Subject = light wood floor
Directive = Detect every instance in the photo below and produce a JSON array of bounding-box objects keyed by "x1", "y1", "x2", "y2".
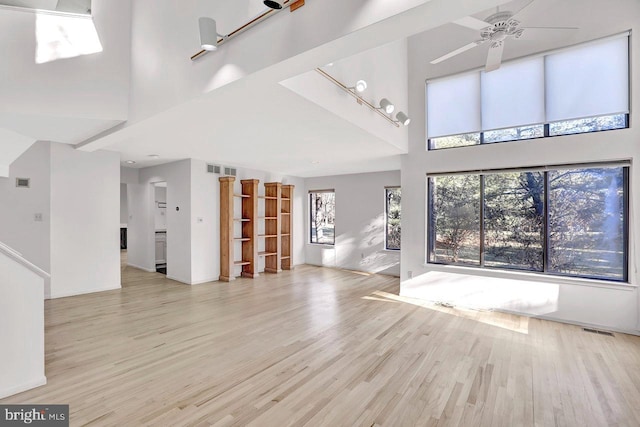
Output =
[{"x1": 2, "y1": 254, "x2": 640, "y2": 426}]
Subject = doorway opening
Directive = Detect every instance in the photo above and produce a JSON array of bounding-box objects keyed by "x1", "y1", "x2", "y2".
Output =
[{"x1": 154, "y1": 182, "x2": 167, "y2": 275}]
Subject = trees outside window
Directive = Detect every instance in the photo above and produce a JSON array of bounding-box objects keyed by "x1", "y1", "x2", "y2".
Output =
[
  {"x1": 429, "y1": 175, "x2": 481, "y2": 265},
  {"x1": 428, "y1": 165, "x2": 628, "y2": 282},
  {"x1": 310, "y1": 191, "x2": 335, "y2": 245},
  {"x1": 385, "y1": 188, "x2": 401, "y2": 250}
]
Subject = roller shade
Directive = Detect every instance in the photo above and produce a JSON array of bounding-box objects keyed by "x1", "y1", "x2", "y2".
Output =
[
  {"x1": 546, "y1": 35, "x2": 629, "y2": 122},
  {"x1": 427, "y1": 72, "x2": 481, "y2": 138}
]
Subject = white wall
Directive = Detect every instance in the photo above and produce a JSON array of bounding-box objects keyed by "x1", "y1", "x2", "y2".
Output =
[
  {"x1": 154, "y1": 186, "x2": 167, "y2": 230},
  {"x1": 127, "y1": 159, "x2": 305, "y2": 285},
  {"x1": 120, "y1": 183, "x2": 128, "y2": 225},
  {"x1": 401, "y1": 0, "x2": 640, "y2": 333},
  {"x1": 127, "y1": 0, "x2": 435, "y2": 124},
  {"x1": 0, "y1": 142, "x2": 51, "y2": 277},
  {"x1": 305, "y1": 170, "x2": 401, "y2": 276},
  {"x1": 0, "y1": 0, "x2": 131, "y2": 122},
  {"x1": 49, "y1": 143, "x2": 121, "y2": 298},
  {"x1": 0, "y1": 251, "x2": 46, "y2": 399}
]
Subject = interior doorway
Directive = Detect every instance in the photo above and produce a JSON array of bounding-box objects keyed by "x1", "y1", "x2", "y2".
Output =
[{"x1": 153, "y1": 182, "x2": 167, "y2": 274}]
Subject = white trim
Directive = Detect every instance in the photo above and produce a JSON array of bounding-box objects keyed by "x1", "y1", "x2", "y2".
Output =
[
  {"x1": 0, "y1": 4, "x2": 91, "y2": 18},
  {"x1": 0, "y1": 241, "x2": 50, "y2": 279},
  {"x1": 421, "y1": 263, "x2": 635, "y2": 291},
  {"x1": 166, "y1": 275, "x2": 191, "y2": 285},
  {"x1": 126, "y1": 263, "x2": 156, "y2": 273},
  {"x1": 496, "y1": 308, "x2": 640, "y2": 337},
  {"x1": 189, "y1": 277, "x2": 219, "y2": 285},
  {"x1": 0, "y1": 376, "x2": 47, "y2": 400},
  {"x1": 50, "y1": 284, "x2": 121, "y2": 299}
]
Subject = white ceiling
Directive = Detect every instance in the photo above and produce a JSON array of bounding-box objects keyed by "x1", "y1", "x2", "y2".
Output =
[{"x1": 19, "y1": 0, "x2": 634, "y2": 178}]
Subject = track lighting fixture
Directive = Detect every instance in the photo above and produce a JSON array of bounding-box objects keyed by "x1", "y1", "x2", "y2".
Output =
[
  {"x1": 315, "y1": 68, "x2": 410, "y2": 128},
  {"x1": 263, "y1": 0, "x2": 284, "y2": 9},
  {"x1": 199, "y1": 17, "x2": 221, "y2": 51},
  {"x1": 395, "y1": 112, "x2": 411, "y2": 126},
  {"x1": 353, "y1": 80, "x2": 367, "y2": 93},
  {"x1": 379, "y1": 98, "x2": 395, "y2": 114},
  {"x1": 192, "y1": 0, "x2": 303, "y2": 60}
]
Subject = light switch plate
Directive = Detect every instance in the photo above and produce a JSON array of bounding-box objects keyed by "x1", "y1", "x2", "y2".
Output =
[{"x1": 34, "y1": 213, "x2": 43, "y2": 222}]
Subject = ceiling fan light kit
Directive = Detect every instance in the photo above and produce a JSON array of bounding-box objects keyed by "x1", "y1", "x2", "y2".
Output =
[
  {"x1": 192, "y1": 0, "x2": 303, "y2": 60},
  {"x1": 431, "y1": 0, "x2": 578, "y2": 72},
  {"x1": 315, "y1": 68, "x2": 410, "y2": 128}
]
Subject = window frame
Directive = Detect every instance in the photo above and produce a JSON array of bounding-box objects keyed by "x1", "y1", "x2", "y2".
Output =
[
  {"x1": 427, "y1": 163, "x2": 630, "y2": 283},
  {"x1": 427, "y1": 113, "x2": 629, "y2": 151},
  {"x1": 384, "y1": 187, "x2": 401, "y2": 251},
  {"x1": 308, "y1": 189, "x2": 336, "y2": 246}
]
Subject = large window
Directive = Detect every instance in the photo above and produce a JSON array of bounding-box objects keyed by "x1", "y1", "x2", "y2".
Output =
[
  {"x1": 309, "y1": 191, "x2": 335, "y2": 245},
  {"x1": 428, "y1": 164, "x2": 628, "y2": 282},
  {"x1": 385, "y1": 188, "x2": 401, "y2": 250},
  {"x1": 427, "y1": 34, "x2": 629, "y2": 150}
]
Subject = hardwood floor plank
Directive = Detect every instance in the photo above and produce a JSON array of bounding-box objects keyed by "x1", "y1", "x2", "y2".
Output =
[{"x1": 2, "y1": 254, "x2": 640, "y2": 426}]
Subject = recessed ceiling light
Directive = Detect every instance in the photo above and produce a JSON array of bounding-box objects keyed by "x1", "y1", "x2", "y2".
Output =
[
  {"x1": 148, "y1": 154, "x2": 160, "y2": 159},
  {"x1": 326, "y1": 62, "x2": 334, "y2": 67},
  {"x1": 311, "y1": 160, "x2": 320, "y2": 164},
  {"x1": 125, "y1": 160, "x2": 136, "y2": 165}
]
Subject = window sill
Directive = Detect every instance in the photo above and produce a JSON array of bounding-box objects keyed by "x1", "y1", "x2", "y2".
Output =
[
  {"x1": 307, "y1": 243, "x2": 335, "y2": 247},
  {"x1": 421, "y1": 263, "x2": 636, "y2": 291}
]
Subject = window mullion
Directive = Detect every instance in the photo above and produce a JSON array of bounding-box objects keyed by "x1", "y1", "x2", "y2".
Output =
[
  {"x1": 543, "y1": 171, "x2": 550, "y2": 273},
  {"x1": 480, "y1": 175, "x2": 485, "y2": 267}
]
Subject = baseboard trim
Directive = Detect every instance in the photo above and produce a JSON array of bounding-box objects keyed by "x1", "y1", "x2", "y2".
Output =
[
  {"x1": 190, "y1": 277, "x2": 219, "y2": 285},
  {"x1": 0, "y1": 376, "x2": 47, "y2": 400},
  {"x1": 496, "y1": 308, "x2": 640, "y2": 337},
  {"x1": 166, "y1": 275, "x2": 192, "y2": 285},
  {"x1": 50, "y1": 284, "x2": 121, "y2": 299},
  {"x1": 127, "y1": 263, "x2": 156, "y2": 273}
]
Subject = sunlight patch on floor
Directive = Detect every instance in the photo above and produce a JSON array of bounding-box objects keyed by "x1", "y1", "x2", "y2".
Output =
[{"x1": 365, "y1": 290, "x2": 531, "y2": 334}]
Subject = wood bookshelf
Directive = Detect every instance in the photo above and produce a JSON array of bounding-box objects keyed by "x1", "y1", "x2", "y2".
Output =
[
  {"x1": 240, "y1": 179, "x2": 259, "y2": 278},
  {"x1": 281, "y1": 185, "x2": 294, "y2": 270},
  {"x1": 263, "y1": 182, "x2": 282, "y2": 273},
  {"x1": 219, "y1": 177, "x2": 259, "y2": 281}
]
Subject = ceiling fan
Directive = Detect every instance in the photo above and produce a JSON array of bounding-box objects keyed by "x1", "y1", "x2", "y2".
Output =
[{"x1": 431, "y1": 0, "x2": 578, "y2": 72}]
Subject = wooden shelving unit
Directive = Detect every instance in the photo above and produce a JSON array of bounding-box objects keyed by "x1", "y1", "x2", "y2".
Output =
[
  {"x1": 219, "y1": 177, "x2": 259, "y2": 281},
  {"x1": 263, "y1": 182, "x2": 282, "y2": 273},
  {"x1": 220, "y1": 179, "x2": 292, "y2": 281},
  {"x1": 281, "y1": 185, "x2": 294, "y2": 270}
]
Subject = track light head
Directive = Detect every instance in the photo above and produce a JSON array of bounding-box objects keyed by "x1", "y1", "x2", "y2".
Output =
[
  {"x1": 263, "y1": 0, "x2": 284, "y2": 9},
  {"x1": 355, "y1": 80, "x2": 368, "y2": 93},
  {"x1": 379, "y1": 98, "x2": 395, "y2": 114},
  {"x1": 396, "y1": 112, "x2": 411, "y2": 126},
  {"x1": 199, "y1": 17, "x2": 219, "y2": 51}
]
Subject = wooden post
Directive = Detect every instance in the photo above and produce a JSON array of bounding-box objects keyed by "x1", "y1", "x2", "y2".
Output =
[
  {"x1": 219, "y1": 177, "x2": 235, "y2": 282},
  {"x1": 241, "y1": 179, "x2": 259, "y2": 278}
]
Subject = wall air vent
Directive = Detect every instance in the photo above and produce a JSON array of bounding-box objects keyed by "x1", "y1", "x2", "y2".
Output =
[
  {"x1": 583, "y1": 328, "x2": 615, "y2": 337},
  {"x1": 207, "y1": 164, "x2": 222, "y2": 174},
  {"x1": 223, "y1": 167, "x2": 237, "y2": 177},
  {"x1": 16, "y1": 178, "x2": 30, "y2": 188}
]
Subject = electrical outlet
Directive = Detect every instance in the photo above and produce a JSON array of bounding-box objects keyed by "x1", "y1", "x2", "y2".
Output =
[{"x1": 34, "y1": 213, "x2": 43, "y2": 222}]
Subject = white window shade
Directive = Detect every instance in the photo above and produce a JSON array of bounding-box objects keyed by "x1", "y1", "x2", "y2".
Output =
[
  {"x1": 427, "y1": 72, "x2": 481, "y2": 138},
  {"x1": 481, "y1": 57, "x2": 545, "y2": 130},
  {"x1": 546, "y1": 36, "x2": 629, "y2": 122}
]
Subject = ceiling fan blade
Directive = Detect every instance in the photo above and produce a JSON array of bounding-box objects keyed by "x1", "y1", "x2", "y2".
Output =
[
  {"x1": 453, "y1": 16, "x2": 492, "y2": 30},
  {"x1": 485, "y1": 42, "x2": 504, "y2": 72},
  {"x1": 511, "y1": 0, "x2": 535, "y2": 19},
  {"x1": 431, "y1": 40, "x2": 486, "y2": 64}
]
